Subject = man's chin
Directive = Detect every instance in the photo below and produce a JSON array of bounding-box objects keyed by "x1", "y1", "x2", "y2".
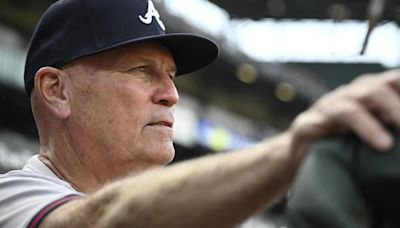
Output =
[
  {"x1": 151, "y1": 144, "x2": 175, "y2": 165},
  {"x1": 162, "y1": 147, "x2": 175, "y2": 165}
]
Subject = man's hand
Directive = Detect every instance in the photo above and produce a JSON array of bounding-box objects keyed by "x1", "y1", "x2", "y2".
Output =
[{"x1": 289, "y1": 69, "x2": 400, "y2": 160}]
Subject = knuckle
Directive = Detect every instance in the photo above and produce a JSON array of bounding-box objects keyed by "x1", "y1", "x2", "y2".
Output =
[
  {"x1": 336, "y1": 103, "x2": 361, "y2": 120},
  {"x1": 360, "y1": 84, "x2": 391, "y2": 105},
  {"x1": 353, "y1": 74, "x2": 375, "y2": 84},
  {"x1": 375, "y1": 84, "x2": 391, "y2": 96},
  {"x1": 385, "y1": 68, "x2": 400, "y2": 78}
]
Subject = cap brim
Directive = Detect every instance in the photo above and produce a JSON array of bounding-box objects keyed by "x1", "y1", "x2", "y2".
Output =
[
  {"x1": 156, "y1": 34, "x2": 219, "y2": 75},
  {"x1": 68, "y1": 33, "x2": 219, "y2": 76}
]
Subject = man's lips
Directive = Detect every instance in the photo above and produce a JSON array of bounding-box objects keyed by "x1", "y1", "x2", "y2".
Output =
[{"x1": 147, "y1": 121, "x2": 173, "y2": 128}]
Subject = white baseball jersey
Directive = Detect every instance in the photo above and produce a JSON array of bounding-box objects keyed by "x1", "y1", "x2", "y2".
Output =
[{"x1": 0, "y1": 155, "x2": 85, "y2": 228}]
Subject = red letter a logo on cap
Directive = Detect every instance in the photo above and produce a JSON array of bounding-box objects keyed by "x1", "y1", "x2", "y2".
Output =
[{"x1": 139, "y1": 0, "x2": 166, "y2": 31}]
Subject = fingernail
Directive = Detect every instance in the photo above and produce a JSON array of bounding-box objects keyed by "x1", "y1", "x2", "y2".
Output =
[{"x1": 377, "y1": 133, "x2": 393, "y2": 151}]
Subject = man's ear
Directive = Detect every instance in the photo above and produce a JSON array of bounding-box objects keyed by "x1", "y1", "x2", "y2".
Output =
[{"x1": 34, "y1": 66, "x2": 71, "y2": 119}]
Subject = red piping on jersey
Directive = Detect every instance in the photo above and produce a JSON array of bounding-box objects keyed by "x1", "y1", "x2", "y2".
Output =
[{"x1": 27, "y1": 194, "x2": 81, "y2": 228}]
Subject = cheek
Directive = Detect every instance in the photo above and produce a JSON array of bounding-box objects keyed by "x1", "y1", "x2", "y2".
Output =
[
  {"x1": 105, "y1": 90, "x2": 151, "y2": 140},
  {"x1": 71, "y1": 83, "x2": 147, "y2": 136},
  {"x1": 98, "y1": 80, "x2": 150, "y2": 121}
]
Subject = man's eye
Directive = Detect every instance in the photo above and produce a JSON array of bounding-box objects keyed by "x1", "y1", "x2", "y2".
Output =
[{"x1": 128, "y1": 66, "x2": 146, "y2": 72}]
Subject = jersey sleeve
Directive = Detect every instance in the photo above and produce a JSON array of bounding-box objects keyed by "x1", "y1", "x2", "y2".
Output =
[{"x1": 0, "y1": 171, "x2": 84, "y2": 228}]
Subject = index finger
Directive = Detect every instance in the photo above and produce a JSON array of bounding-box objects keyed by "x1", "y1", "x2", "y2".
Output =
[
  {"x1": 380, "y1": 69, "x2": 400, "y2": 90},
  {"x1": 341, "y1": 104, "x2": 393, "y2": 152}
]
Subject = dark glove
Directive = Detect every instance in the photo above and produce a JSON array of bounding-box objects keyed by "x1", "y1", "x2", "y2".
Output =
[{"x1": 286, "y1": 127, "x2": 400, "y2": 228}]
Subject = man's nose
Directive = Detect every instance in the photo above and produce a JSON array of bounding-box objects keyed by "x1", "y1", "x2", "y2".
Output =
[{"x1": 153, "y1": 77, "x2": 179, "y2": 107}]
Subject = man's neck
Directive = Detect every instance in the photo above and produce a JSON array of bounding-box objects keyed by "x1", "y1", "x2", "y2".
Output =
[{"x1": 38, "y1": 149, "x2": 102, "y2": 193}]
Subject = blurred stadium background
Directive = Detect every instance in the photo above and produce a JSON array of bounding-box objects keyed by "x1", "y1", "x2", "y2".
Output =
[{"x1": 0, "y1": 0, "x2": 399, "y2": 227}]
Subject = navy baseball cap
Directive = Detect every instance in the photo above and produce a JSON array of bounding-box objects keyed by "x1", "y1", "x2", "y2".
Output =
[{"x1": 24, "y1": 0, "x2": 219, "y2": 96}]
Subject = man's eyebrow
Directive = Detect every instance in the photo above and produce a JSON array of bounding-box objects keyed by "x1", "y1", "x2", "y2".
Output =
[
  {"x1": 135, "y1": 56, "x2": 177, "y2": 74},
  {"x1": 168, "y1": 65, "x2": 177, "y2": 75}
]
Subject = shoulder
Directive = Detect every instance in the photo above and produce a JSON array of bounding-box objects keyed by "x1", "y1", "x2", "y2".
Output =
[
  {"x1": 1, "y1": 168, "x2": 74, "y2": 191},
  {"x1": 0, "y1": 169, "x2": 84, "y2": 228}
]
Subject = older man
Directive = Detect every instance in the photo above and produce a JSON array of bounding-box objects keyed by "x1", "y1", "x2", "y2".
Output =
[{"x1": 1, "y1": 0, "x2": 400, "y2": 227}]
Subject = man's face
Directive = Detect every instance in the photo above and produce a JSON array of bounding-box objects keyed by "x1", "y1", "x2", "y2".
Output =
[{"x1": 63, "y1": 42, "x2": 179, "y2": 177}]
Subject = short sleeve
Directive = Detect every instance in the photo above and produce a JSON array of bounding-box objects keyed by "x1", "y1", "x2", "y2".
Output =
[{"x1": 0, "y1": 171, "x2": 84, "y2": 228}]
